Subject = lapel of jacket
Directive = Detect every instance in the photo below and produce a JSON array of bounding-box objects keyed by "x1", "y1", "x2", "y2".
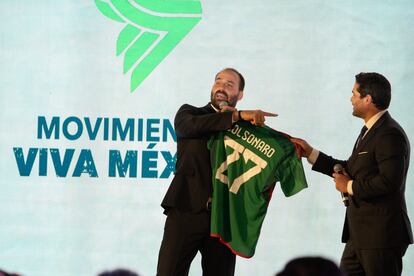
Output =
[
  {"x1": 352, "y1": 111, "x2": 390, "y2": 155},
  {"x1": 347, "y1": 112, "x2": 390, "y2": 184},
  {"x1": 202, "y1": 103, "x2": 216, "y2": 114}
]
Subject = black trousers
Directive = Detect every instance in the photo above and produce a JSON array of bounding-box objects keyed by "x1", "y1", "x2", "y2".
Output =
[
  {"x1": 157, "y1": 208, "x2": 236, "y2": 276},
  {"x1": 340, "y1": 240, "x2": 408, "y2": 276}
]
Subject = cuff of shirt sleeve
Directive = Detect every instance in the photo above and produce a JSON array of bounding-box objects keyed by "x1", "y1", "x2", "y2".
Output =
[
  {"x1": 347, "y1": 180, "x2": 353, "y2": 195},
  {"x1": 307, "y1": 149, "x2": 319, "y2": 165}
]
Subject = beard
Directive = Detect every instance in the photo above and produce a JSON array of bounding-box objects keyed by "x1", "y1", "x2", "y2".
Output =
[
  {"x1": 210, "y1": 90, "x2": 238, "y2": 109},
  {"x1": 352, "y1": 107, "x2": 363, "y2": 118}
]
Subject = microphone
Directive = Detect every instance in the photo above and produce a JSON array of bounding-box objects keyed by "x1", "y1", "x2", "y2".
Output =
[
  {"x1": 333, "y1": 164, "x2": 349, "y2": 207},
  {"x1": 218, "y1": 101, "x2": 229, "y2": 110}
]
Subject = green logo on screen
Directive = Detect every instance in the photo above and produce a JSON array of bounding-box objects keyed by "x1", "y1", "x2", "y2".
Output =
[{"x1": 95, "y1": 0, "x2": 202, "y2": 92}]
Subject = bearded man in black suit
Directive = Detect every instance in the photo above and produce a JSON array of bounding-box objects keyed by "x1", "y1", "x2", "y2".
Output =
[
  {"x1": 156, "y1": 68, "x2": 276, "y2": 276},
  {"x1": 292, "y1": 72, "x2": 413, "y2": 276}
]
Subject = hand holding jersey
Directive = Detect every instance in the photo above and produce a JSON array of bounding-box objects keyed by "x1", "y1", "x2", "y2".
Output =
[{"x1": 289, "y1": 73, "x2": 413, "y2": 276}]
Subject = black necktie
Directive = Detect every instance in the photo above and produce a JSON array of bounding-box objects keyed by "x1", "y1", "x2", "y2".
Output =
[{"x1": 355, "y1": 126, "x2": 368, "y2": 149}]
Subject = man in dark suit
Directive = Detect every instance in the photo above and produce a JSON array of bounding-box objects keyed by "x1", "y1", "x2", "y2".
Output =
[
  {"x1": 292, "y1": 72, "x2": 413, "y2": 276},
  {"x1": 157, "y1": 68, "x2": 276, "y2": 276}
]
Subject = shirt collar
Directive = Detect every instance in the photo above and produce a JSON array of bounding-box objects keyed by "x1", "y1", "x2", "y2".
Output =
[
  {"x1": 210, "y1": 103, "x2": 220, "y2": 113},
  {"x1": 365, "y1": 109, "x2": 387, "y2": 130},
  {"x1": 362, "y1": 110, "x2": 387, "y2": 138}
]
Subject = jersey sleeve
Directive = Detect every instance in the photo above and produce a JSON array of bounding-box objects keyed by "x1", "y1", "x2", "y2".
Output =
[{"x1": 275, "y1": 143, "x2": 308, "y2": 197}]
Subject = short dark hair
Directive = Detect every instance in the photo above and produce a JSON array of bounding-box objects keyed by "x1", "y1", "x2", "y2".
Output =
[
  {"x1": 98, "y1": 268, "x2": 139, "y2": 276},
  {"x1": 219, "y1": 68, "x2": 245, "y2": 91},
  {"x1": 276, "y1": 256, "x2": 343, "y2": 276},
  {"x1": 355, "y1": 72, "x2": 391, "y2": 110}
]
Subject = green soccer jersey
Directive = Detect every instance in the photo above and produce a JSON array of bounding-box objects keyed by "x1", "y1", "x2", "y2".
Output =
[{"x1": 207, "y1": 121, "x2": 308, "y2": 258}]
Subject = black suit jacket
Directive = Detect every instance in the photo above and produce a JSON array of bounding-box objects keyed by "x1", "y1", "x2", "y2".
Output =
[
  {"x1": 313, "y1": 112, "x2": 413, "y2": 248},
  {"x1": 161, "y1": 103, "x2": 234, "y2": 213}
]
